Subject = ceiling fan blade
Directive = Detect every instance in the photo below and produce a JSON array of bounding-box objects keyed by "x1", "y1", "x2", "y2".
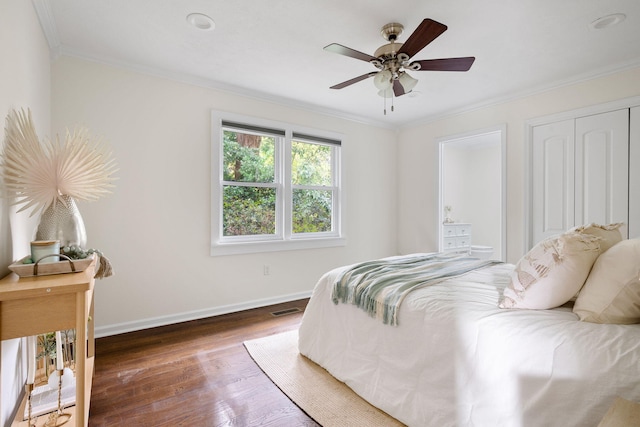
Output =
[
  {"x1": 330, "y1": 72, "x2": 377, "y2": 89},
  {"x1": 393, "y1": 80, "x2": 405, "y2": 97},
  {"x1": 398, "y1": 19, "x2": 448, "y2": 59},
  {"x1": 324, "y1": 43, "x2": 378, "y2": 62},
  {"x1": 411, "y1": 57, "x2": 476, "y2": 71}
]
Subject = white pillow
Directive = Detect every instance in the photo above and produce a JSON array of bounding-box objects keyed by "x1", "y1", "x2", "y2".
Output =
[
  {"x1": 573, "y1": 239, "x2": 640, "y2": 324},
  {"x1": 570, "y1": 222, "x2": 623, "y2": 254},
  {"x1": 500, "y1": 232, "x2": 600, "y2": 309}
]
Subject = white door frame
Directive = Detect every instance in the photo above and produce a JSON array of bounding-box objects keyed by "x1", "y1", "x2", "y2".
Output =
[{"x1": 437, "y1": 124, "x2": 507, "y2": 261}]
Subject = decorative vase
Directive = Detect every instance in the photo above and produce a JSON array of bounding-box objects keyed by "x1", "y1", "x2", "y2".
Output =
[
  {"x1": 35, "y1": 194, "x2": 87, "y2": 248},
  {"x1": 443, "y1": 205, "x2": 454, "y2": 224}
]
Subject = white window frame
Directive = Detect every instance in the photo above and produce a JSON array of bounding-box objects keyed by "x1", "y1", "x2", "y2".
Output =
[{"x1": 211, "y1": 111, "x2": 346, "y2": 256}]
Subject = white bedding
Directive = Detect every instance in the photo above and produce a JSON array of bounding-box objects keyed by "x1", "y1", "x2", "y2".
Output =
[{"x1": 298, "y1": 255, "x2": 640, "y2": 427}]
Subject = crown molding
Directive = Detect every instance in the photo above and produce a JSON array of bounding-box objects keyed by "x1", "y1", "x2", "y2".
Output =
[
  {"x1": 403, "y1": 57, "x2": 640, "y2": 129},
  {"x1": 55, "y1": 45, "x2": 398, "y2": 131},
  {"x1": 53, "y1": 44, "x2": 640, "y2": 133},
  {"x1": 31, "y1": 0, "x2": 61, "y2": 60},
  {"x1": 31, "y1": 1, "x2": 396, "y2": 130}
]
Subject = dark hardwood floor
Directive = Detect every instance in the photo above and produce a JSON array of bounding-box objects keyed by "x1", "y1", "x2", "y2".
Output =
[{"x1": 89, "y1": 299, "x2": 319, "y2": 427}]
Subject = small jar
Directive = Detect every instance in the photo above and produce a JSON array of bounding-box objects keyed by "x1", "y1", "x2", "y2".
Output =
[{"x1": 31, "y1": 240, "x2": 60, "y2": 264}]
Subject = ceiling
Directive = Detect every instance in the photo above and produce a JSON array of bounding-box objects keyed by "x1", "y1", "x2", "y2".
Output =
[{"x1": 34, "y1": 0, "x2": 640, "y2": 127}]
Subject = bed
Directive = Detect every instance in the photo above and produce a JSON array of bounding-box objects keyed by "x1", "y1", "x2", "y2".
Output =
[{"x1": 298, "y1": 236, "x2": 640, "y2": 427}]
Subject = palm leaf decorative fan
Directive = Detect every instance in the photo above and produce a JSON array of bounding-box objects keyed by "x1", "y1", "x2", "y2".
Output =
[{"x1": 1, "y1": 108, "x2": 118, "y2": 216}]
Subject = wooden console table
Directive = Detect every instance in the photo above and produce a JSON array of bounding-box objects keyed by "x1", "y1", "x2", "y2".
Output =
[{"x1": 0, "y1": 258, "x2": 96, "y2": 427}]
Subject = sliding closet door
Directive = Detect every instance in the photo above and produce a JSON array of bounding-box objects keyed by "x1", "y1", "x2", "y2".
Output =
[
  {"x1": 531, "y1": 119, "x2": 575, "y2": 244},
  {"x1": 630, "y1": 107, "x2": 640, "y2": 238},
  {"x1": 575, "y1": 109, "x2": 629, "y2": 237}
]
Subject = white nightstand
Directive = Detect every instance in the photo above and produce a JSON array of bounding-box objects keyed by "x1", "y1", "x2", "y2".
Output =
[{"x1": 442, "y1": 223, "x2": 471, "y2": 253}]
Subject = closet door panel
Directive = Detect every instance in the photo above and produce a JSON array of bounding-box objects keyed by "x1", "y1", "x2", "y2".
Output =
[
  {"x1": 630, "y1": 106, "x2": 640, "y2": 238},
  {"x1": 575, "y1": 109, "x2": 629, "y2": 237},
  {"x1": 531, "y1": 120, "x2": 575, "y2": 245}
]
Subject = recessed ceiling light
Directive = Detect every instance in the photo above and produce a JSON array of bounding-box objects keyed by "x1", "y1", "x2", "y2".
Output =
[
  {"x1": 187, "y1": 13, "x2": 215, "y2": 31},
  {"x1": 590, "y1": 13, "x2": 626, "y2": 30}
]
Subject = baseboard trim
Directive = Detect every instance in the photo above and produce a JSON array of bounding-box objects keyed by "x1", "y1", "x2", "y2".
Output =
[{"x1": 94, "y1": 291, "x2": 312, "y2": 338}]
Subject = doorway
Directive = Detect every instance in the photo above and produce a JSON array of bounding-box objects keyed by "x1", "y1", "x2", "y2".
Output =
[{"x1": 438, "y1": 125, "x2": 506, "y2": 260}]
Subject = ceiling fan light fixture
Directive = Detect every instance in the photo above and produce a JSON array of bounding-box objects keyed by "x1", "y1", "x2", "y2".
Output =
[
  {"x1": 380, "y1": 23, "x2": 404, "y2": 41},
  {"x1": 398, "y1": 72, "x2": 418, "y2": 92},
  {"x1": 324, "y1": 18, "x2": 475, "y2": 115},
  {"x1": 378, "y1": 88, "x2": 393, "y2": 98},
  {"x1": 373, "y1": 70, "x2": 393, "y2": 90}
]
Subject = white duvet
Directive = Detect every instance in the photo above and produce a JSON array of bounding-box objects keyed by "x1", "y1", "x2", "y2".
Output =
[{"x1": 298, "y1": 256, "x2": 640, "y2": 427}]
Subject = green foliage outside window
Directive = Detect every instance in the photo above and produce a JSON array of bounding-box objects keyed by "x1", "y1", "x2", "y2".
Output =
[
  {"x1": 223, "y1": 130, "x2": 276, "y2": 236},
  {"x1": 222, "y1": 130, "x2": 334, "y2": 236},
  {"x1": 291, "y1": 140, "x2": 333, "y2": 233},
  {"x1": 293, "y1": 189, "x2": 332, "y2": 233},
  {"x1": 291, "y1": 141, "x2": 331, "y2": 186},
  {"x1": 223, "y1": 130, "x2": 274, "y2": 183},
  {"x1": 223, "y1": 186, "x2": 276, "y2": 236}
]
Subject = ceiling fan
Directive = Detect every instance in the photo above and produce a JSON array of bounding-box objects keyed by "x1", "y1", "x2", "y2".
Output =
[{"x1": 325, "y1": 18, "x2": 475, "y2": 112}]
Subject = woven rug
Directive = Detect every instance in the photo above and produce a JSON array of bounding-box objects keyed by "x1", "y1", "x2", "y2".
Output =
[{"x1": 243, "y1": 329, "x2": 405, "y2": 427}]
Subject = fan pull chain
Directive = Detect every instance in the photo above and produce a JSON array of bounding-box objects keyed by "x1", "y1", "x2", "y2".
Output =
[{"x1": 382, "y1": 93, "x2": 395, "y2": 115}]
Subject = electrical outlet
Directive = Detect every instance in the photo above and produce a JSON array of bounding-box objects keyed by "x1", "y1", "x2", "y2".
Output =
[{"x1": 263, "y1": 264, "x2": 270, "y2": 275}]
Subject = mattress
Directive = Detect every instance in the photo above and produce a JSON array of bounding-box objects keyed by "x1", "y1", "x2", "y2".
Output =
[{"x1": 298, "y1": 255, "x2": 640, "y2": 427}]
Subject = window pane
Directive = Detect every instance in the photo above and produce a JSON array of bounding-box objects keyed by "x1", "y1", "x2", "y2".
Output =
[
  {"x1": 223, "y1": 185, "x2": 276, "y2": 236},
  {"x1": 223, "y1": 130, "x2": 275, "y2": 183},
  {"x1": 291, "y1": 140, "x2": 332, "y2": 186},
  {"x1": 292, "y1": 189, "x2": 332, "y2": 233}
]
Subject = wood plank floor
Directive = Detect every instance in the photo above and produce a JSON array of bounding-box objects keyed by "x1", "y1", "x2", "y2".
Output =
[{"x1": 89, "y1": 299, "x2": 319, "y2": 427}]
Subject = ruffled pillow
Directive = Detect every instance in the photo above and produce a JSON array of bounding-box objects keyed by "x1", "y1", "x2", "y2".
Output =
[
  {"x1": 570, "y1": 222, "x2": 623, "y2": 254},
  {"x1": 573, "y1": 239, "x2": 640, "y2": 324},
  {"x1": 500, "y1": 232, "x2": 600, "y2": 309}
]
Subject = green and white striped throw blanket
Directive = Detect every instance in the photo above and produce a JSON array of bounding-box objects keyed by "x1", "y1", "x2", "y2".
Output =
[{"x1": 332, "y1": 252, "x2": 502, "y2": 326}]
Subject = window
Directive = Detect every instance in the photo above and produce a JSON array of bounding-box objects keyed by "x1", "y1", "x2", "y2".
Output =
[{"x1": 211, "y1": 111, "x2": 344, "y2": 255}]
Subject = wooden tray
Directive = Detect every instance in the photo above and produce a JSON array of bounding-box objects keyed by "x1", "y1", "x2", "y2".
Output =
[{"x1": 9, "y1": 253, "x2": 95, "y2": 277}]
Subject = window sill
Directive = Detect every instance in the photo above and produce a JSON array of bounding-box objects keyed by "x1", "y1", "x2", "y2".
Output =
[{"x1": 210, "y1": 237, "x2": 346, "y2": 256}]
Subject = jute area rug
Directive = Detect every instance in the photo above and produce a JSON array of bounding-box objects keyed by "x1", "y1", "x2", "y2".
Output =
[{"x1": 244, "y1": 329, "x2": 405, "y2": 427}]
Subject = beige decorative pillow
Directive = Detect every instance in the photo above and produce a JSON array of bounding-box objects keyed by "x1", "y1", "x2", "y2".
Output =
[
  {"x1": 571, "y1": 222, "x2": 624, "y2": 254},
  {"x1": 573, "y1": 239, "x2": 640, "y2": 324},
  {"x1": 500, "y1": 232, "x2": 600, "y2": 309}
]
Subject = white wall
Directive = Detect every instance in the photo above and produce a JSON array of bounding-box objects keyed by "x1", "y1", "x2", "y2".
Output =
[
  {"x1": 51, "y1": 56, "x2": 398, "y2": 335},
  {"x1": 0, "y1": 1, "x2": 51, "y2": 425},
  {"x1": 397, "y1": 67, "x2": 640, "y2": 263}
]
